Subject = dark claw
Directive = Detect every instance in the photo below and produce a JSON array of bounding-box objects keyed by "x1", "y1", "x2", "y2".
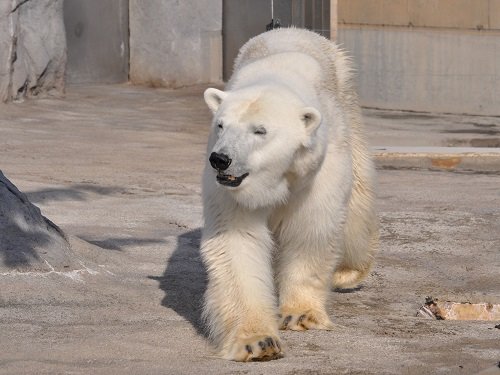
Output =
[
  {"x1": 258, "y1": 341, "x2": 266, "y2": 350},
  {"x1": 245, "y1": 344, "x2": 253, "y2": 354},
  {"x1": 297, "y1": 314, "x2": 307, "y2": 324},
  {"x1": 281, "y1": 315, "x2": 292, "y2": 329},
  {"x1": 265, "y1": 337, "x2": 274, "y2": 348},
  {"x1": 297, "y1": 314, "x2": 309, "y2": 329}
]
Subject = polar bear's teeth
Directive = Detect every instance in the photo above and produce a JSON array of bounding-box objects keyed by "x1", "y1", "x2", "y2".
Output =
[
  {"x1": 218, "y1": 173, "x2": 236, "y2": 181},
  {"x1": 216, "y1": 172, "x2": 248, "y2": 187}
]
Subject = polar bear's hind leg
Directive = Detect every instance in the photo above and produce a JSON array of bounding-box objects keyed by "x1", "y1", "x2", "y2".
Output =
[{"x1": 333, "y1": 171, "x2": 378, "y2": 289}]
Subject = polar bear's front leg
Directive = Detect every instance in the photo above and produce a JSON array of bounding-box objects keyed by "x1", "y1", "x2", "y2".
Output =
[
  {"x1": 276, "y1": 213, "x2": 342, "y2": 331},
  {"x1": 277, "y1": 250, "x2": 338, "y2": 331},
  {"x1": 201, "y1": 211, "x2": 282, "y2": 361}
]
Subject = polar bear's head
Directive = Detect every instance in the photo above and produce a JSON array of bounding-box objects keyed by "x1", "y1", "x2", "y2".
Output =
[{"x1": 204, "y1": 86, "x2": 323, "y2": 209}]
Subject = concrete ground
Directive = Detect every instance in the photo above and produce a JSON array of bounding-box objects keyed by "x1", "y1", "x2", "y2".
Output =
[{"x1": 0, "y1": 84, "x2": 499, "y2": 374}]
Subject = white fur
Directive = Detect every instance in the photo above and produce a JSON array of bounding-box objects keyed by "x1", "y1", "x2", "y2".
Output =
[{"x1": 200, "y1": 28, "x2": 378, "y2": 361}]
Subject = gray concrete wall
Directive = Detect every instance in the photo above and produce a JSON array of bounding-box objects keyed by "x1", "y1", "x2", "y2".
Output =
[
  {"x1": 338, "y1": 0, "x2": 500, "y2": 30},
  {"x1": 64, "y1": 0, "x2": 129, "y2": 84},
  {"x1": 129, "y1": 0, "x2": 222, "y2": 87},
  {"x1": 222, "y1": 0, "x2": 333, "y2": 80},
  {"x1": 223, "y1": 0, "x2": 274, "y2": 80},
  {"x1": 337, "y1": 0, "x2": 500, "y2": 115},
  {"x1": 0, "y1": 0, "x2": 66, "y2": 102},
  {"x1": 338, "y1": 27, "x2": 500, "y2": 116}
]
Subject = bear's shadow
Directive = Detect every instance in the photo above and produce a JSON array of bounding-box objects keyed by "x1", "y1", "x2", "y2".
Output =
[{"x1": 150, "y1": 228, "x2": 208, "y2": 337}]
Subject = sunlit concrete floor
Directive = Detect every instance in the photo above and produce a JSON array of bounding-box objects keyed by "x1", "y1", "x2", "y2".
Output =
[{"x1": 0, "y1": 84, "x2": 499, "y2": 374}]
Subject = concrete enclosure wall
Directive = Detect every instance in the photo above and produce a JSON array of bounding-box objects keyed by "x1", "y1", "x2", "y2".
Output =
[
  {"x1": 223, "y1": 0, "x2": 334, "y2": 80},
  {"x1": 0, "y1": 0, "x2": 66, "y2": 102},
  {"x1": 64, "y1": 0, "x2": 129, "y2": 84},
  {"x1": 338, "y1": 0, "x2": 500, "y2": 30},
  {"x1": 129, "y1": 0, "x2": 222, "y2": 87},
  {"x1": 338, "y1": 27, "x2": 500, "y2": 116},
  {"x1": 4, "y1": 0, "x2": 497, "y2": 116},
  {"x1": 337, "y1": 0, "x2": 500, "y2": 115},
  {"x1": 223, "y1": 0, "x2": 276, "y2": 80}
]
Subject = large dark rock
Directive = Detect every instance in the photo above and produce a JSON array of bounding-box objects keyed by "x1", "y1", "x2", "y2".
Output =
[
  {"x1": 0, "y1": 170, "x2": 79, "y2": 273},
  {"x1": 0, "y1": 0, "x2": 66, "y2": 102}
]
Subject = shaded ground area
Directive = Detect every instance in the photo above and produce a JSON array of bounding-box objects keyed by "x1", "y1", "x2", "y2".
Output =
[
  {"x1": 364, "y1": 108, "x2": 500, "y2": 148},
  {"x1": 0, "y1": 85, "x2": 499, "y2": 374}
]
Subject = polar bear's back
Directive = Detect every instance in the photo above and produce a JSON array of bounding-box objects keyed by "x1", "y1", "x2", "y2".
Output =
[{"x1": 232, "y1": 28, "x2": 353, "y2": 101}]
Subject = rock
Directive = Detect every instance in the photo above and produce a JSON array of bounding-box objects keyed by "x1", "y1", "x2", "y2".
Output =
[
  {"x1": 0, "y1": 170, "x2": 80, "y2": 273},
  {"x1": 0, "y1": 0, "x2": 66, "y2": 102},
  {"x1": 0, "y1": 2, "x2": 14, "y2": 101}
]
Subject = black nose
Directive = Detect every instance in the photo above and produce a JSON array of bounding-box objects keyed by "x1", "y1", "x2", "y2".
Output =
[{"x1": 209, "y1": 152, "x2": 231, "y2": 171}]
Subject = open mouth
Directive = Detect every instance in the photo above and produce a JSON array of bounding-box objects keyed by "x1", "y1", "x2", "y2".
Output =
[{"x1": 216, "y1": 172, "x2": 249, "y2": 187}]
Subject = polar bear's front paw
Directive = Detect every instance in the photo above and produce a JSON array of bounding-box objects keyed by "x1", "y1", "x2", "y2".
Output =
[
  {"x1": 225, "y1": 335, "x2": 283, "y2": 362},
  {"x1": 279, "y1": 309, "x2": 335, "y2": 331}
]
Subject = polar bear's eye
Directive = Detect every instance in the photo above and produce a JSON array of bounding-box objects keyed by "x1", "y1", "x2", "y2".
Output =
[
  {"x1": 254, "y1": 126, "x2": 267, "y2": 135},
  {"x1": 217, "y1": 121, "x2": 223, "y2": 129}
]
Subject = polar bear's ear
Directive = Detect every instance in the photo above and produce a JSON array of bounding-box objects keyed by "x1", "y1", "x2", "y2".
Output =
[
  {"x1": 204, "y1": 88, "x2": 228, "y2": 114},
  {"x1": 301, "y1": 107, "x2": 322, "y2": 135}
]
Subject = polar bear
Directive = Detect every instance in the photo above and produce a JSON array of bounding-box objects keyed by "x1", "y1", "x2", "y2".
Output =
[{"x1": 200, "y1": 28, "x2": 378, "y2": 361}]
